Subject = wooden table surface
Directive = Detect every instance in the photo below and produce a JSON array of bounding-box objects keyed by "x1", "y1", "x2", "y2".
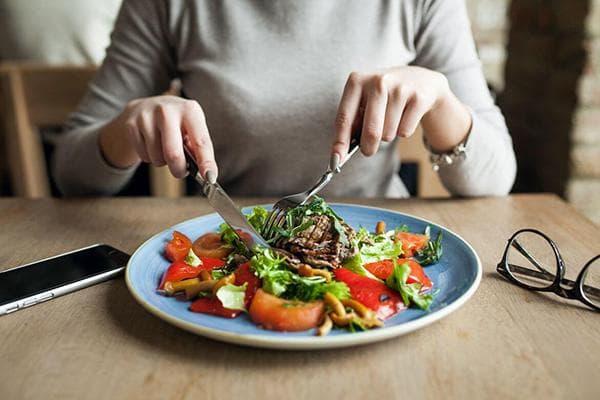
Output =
[{"x1": 0, "y1": 194, "x2": 598, "y2": 400}]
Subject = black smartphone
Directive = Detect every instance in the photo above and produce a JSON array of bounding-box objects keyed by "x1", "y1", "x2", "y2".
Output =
[{"x1": 0, "y1": 244, "x2": 130, "y2": 315}]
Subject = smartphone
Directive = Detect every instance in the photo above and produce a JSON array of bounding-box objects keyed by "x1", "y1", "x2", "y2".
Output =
[{"x1": 0, "y1": 244, "x2": 130, "y2": 316}]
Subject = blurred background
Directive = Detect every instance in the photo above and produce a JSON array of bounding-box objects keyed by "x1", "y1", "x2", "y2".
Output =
[{"x1": 0, "y1": 0, "x2": 598, "y2": 225}]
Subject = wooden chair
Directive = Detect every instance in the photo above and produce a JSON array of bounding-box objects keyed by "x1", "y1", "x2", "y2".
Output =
[{"x1": 0, "y1": 62, "x2": 184, "y2": 197}]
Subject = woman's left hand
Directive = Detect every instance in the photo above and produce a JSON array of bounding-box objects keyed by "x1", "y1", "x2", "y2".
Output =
[{"x1": 332, "y1": 66, "x2": 468, "y2": 160}]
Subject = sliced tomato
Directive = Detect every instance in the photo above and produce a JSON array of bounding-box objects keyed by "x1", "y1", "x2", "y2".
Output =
[
  {"x1": 364, "y1": 259, "x2": 395, "y2": 280},
  {"x1": 395, "y1": 232, "x2": 428, "y2": 257},
  {"x1": 158, "y1": 260, "x2": 201, "y2": 290},
  {"x1": 249, "y1": 289, "x2": 324, "y2": 331},
  {"x1": 192, "y1": 233, "x2": 232, "y2": 259},
  {"x1": 189, "y1": 297, "x2": 241, "y2": 318},
  {"x1": 363, "y1": 258, "x2": 433, "y2": 292},
  {"x1": 234, "y1": 262, "x2": 261, "y2": 308},
  {"x1": 334, "y1": 267, "x2": 405, "y2": 320},
  {"x1": 165, "y1": 231, "x2": 192, "y2": 262},
  {"x1": 199, "y1": 257, "x2": 226, "y2": 270}
]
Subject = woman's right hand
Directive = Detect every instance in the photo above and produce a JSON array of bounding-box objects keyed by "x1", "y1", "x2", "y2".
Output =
[{"x1": 99, "y1": 95, "x2": 217, "y2": 181}]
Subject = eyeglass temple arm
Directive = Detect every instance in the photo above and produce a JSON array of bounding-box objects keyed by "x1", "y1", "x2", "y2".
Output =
[
  {"x1": 506, "y1": 264, "x2": 600, "y2": 297},
  {"x1": 511, "y1": 240, "x2": 555, "y2": 277}
]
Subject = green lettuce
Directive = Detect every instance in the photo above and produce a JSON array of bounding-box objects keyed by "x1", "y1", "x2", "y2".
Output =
[
  {"x1": 343, "y1": 229, "x2": 403, "y2": 279},
  {"x1": 250, "y1": 248, "x2": 350, "y2": 302},
  {"x1": 215, "y1": 283, "x2": 248, "y2": 311},
  {"x1": 385, "y1": 261, "x2": 433, "y2": 310},
  {"x1": 184, "y1": 249, "x2": 201, "y2": 267}
]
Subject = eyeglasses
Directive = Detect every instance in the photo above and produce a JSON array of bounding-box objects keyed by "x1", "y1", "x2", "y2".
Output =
[{"x1": 496, "y1": 228, "x2": 600, "y2": 311}]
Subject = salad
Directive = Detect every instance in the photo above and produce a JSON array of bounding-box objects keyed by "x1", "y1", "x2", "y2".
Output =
[{"x1": 157, "y1": 197, "x2": 442, "y2": 336}]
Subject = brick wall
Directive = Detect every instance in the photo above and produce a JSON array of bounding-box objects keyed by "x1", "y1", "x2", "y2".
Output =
[
  {"x1": 499, "y1": 0, "x2": 600, "y2": 225},
  {"x1": 567, "y1": 0, "x2": 600, "y2": 224},
  {"x1": 466, "y1": 0, "x2": 511, "y2": 91}
]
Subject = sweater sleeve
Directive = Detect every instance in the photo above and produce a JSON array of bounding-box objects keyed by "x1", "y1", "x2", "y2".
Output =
[
  {"x1": 52, "y1": 0, "x2": 175, "y2": 195},
  {"x1": 411, "y1": 0, "x2": 516, "y2": 196}
]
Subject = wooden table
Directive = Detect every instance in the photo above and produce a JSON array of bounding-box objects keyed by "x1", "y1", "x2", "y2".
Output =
[{"x1": 0, "y1": 194, "x2": 598, "y2": 400}]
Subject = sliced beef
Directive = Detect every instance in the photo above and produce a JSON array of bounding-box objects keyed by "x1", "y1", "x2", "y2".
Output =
[{"x1": 275, "y1": 214, "x2": 356, "y2": 269}]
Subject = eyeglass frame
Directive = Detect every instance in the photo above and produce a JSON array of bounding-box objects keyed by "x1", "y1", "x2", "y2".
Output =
[{"x1": 496, "y1": 228, "x2": 600, "y2": 312}]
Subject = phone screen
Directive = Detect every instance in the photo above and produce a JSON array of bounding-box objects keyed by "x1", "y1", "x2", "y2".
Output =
[{"x1": 0, "y1": 245, "x2": 130, "y2": 306}]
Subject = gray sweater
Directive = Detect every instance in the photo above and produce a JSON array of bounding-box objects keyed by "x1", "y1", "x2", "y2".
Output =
[{"x1": 53, "y1": 0, "x2": 516, "y2": 197}]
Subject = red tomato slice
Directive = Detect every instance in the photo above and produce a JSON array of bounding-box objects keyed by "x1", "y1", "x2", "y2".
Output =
[
  {"x1": 165, "y1": 231, "x2": 192, "y2": 262},
  {"x1": 400, "y1": 259, "x2": 433, "y2": 291},
  {"x1": 364, "y1": 259, "x2": 433, "y2": 292},
  {"x1": 395, "y1": 232, "x2": 428, "y2": 257},
  {"x1": 334, "y1": 268, "x2": 405, "y2": 320},
  {"x1": 364, "y1": 259, "x2": 395, "y2": 280},
  {"x1": 189, "y1": 297, "x2": 241, "y2": 318},
  {"x1": 234, "y1": 262, "x2": 261, "y2": 308},
  {"x1": 249, "y1": 289, "x2": 324, "y2": 331},
  {"x1": 193, "y1": 233, "x2": 232, "y2": 259},
  {"x1": 158, "y1": 261, "x2": 201, "y2": 290}
]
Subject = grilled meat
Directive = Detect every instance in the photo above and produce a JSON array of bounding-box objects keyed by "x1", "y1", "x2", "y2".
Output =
[{"x1": 275, "y1": 214, "x2": 356, "y2": 269}]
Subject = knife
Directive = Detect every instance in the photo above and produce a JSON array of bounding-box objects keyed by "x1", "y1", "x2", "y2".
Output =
[{"x1": 183, "y1": 147, "x2": 270, "y2": 252}]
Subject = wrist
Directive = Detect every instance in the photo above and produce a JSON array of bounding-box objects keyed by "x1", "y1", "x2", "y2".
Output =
[{"x1": 98, "y1": 113, "x2": 140, "y2": 169}]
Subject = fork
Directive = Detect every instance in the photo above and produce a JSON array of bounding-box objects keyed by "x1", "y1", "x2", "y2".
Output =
[{"x1": 260, "y1": 135, "x2": 361, "y2": 241}]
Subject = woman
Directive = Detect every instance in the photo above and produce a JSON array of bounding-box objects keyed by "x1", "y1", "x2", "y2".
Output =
[{"x1": 53, "y1": 0, "x2": 516, "y2": 197}]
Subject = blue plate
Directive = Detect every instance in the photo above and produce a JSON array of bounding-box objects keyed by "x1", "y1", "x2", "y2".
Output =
[{"x1": 126, "y1": 204, "x2": 481, "y2": 349}]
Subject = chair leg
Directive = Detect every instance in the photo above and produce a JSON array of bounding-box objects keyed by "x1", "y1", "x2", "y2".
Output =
[
  {"x1": 149, "y1": 165, "x2": 184, "y2": 197},
  {"x1": 4, "y1": 68, "x2": 50, "y2": 198}
]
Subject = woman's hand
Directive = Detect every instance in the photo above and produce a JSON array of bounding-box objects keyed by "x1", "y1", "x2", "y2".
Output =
[
  {"x1": 332, "y1": 66, "x2": 472, "y2": 161},
  {"x1": 99, "y1": 95, "x2": 217, "y2": 181}
]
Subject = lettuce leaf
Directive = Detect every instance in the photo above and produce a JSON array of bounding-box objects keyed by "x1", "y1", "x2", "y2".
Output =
[
  {"x1": 184, "y1": 249, "x2": 202, "y2": 267},
  {"x1": 385, "y1": 261, "x2": 433, "y2": 310},
  {"x1": 342, "y1": 229, "x2": 402, "y2": 279},
  {"x1": 250, "y1": 248, "x2": 350, "y2": 301},
  {"x1": 215, "y1": 283, "x2": 248, "y2": 311}
]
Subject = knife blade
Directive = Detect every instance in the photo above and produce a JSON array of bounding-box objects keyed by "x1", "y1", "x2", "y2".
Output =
[{"x1": 183, "y1": 147, "x2": 270, "y2": 251}]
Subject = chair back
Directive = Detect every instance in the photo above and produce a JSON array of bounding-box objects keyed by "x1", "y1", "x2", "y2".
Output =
[{"x1": 0, "y1": 63, "x2": 183, "y2": 197}]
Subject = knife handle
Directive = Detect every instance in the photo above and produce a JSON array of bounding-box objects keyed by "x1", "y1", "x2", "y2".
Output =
[{"x1": 183, "y1": 146, "x2": 204, "y2": 183}]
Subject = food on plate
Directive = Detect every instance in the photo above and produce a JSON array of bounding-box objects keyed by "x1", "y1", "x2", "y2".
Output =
[{"x1": 157, "y1": 197, "x2": 442, "y2": 335}]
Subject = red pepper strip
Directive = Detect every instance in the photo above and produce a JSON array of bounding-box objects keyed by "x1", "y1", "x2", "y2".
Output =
[
  {"x1": 234, "y1": 262, "x2": 261, "y2": 308},
  {"x1": 189, "y1": 262, "x2": 259, "y2": 319},
  {"x1": 364, "y1": 259, "x2": 433, "y2": 292},
  {"x1": 334, "y1": 268, "x2": 405, "y2": 320},
  {"x1": 158, "y1": 260, "x2": 201, "y2": 290},
  {"x1": 189, "y1": 297, "x2": 241, "y2": 318},
  {"x1": 165, "y1": 231, "x2": 192, "y2": 262},
  {"x1": 199, "y1": 257, "x2": 226, "y2": 270}
]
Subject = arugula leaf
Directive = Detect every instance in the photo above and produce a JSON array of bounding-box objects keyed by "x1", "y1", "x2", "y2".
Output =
[
  {"x1": 385, "y1": 261, "x2": 434, "y2": 310},
  {"x1": 219, "y1": 223, "x2": 251, "y2": 258},
  {"x1": 215, "y1": 283, "x2": 248, "y2": 311},
  {"x1": 266, "y1": 196, "x2": 345, "y2": 245},
  {"x1": 415, "y1": 229, "x2": 443, "y2": 265},
  {"x1": 246, "y1": 206, "x2": 269, "y2": 232},
  {"x1": 250, "y1": 248, "x2": 350, "y2": 301}
]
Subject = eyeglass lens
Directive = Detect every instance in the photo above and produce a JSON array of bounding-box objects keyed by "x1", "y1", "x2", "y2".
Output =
[
  {"x1": 506, "y1": 231, "x2": 558, "y2": 289},
  {"x1": 581, "y1": 257, "x2": 600, "y2": 307}
]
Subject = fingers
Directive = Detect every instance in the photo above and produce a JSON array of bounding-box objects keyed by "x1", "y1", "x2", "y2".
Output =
[
  {"x1": 397, "y1": 96, "x2": 429, "y2": 138},
  {"x1": 156, "y1": 105, "x2": 187, "y2": 178},
  {"x1": 180, "y1": 100, "x2": 218, "y2": 181},
  {"x1": 333, "y1": 72, "x2": 363, "y2": 160},
  {"x1": 124, "y1": 97, "x2": 217, "y2": 181},
  {"x1": 382, "y1": 86, "x2": 408, "y2": 142},
  {"x1": 360, "y1": 77, "x2": 388, "y2": 156}
]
